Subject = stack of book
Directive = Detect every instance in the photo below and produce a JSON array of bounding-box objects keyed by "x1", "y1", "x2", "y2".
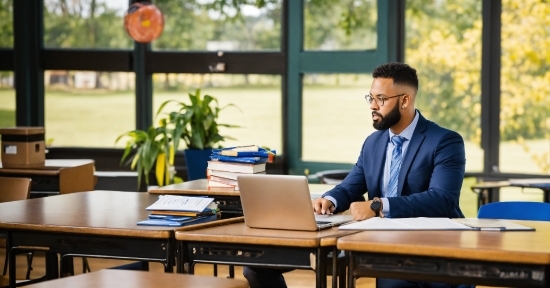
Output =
[
  {"x1": 137, "y1": 195, "x2": 218, "y2": 226},
  {"x1": 207, "y1": 145, "x2": 276, "y2": 191}
]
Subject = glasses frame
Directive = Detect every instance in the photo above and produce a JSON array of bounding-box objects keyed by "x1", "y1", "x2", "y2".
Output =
[{"x1": 365, "y1": 93, "x2": 405, "y2": 106}]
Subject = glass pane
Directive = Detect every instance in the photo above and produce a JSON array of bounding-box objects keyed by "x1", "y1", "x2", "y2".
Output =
[
  {"x1": 43, "y1": 0, "x2": 131, "y2": 49},
  {"x1": 302, "y1": 74, "x2": 373, "y2": 162},
  {"x1": 405, "y1": 0, "x2": 483, "y2": 172},
  {"x1": 0, "y1": 0, "x2": 13, "y2": 48},
  {"x1": 304, "y1": 0, "x2": 377, "y2": 51},
  {"x1": 499, "y1": 0, "x2": 550, "y2": 175},
  {"x1": 154, "y1": 1, "x2": 281, "y2": 51},
  {"x1": 45, "y1": 71, "x2": 135, "y2": 147},
  {"x1": 152, "y1": 74, "x2": 282, "y2": 152},
  {"x1": 0, "y1": 72, "x2": 15, "y2": 128}
]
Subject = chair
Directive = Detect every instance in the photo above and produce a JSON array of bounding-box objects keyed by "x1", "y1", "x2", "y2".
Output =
[
  {"x1": 0, "y1": 177, "x2": 33, "y2": 279},
  {"x1": 477, "y1": 201, "x2": 550, "y2": 221},
  {"x1": 315, "y1": 169, "x2": 350, "y2": 185}
]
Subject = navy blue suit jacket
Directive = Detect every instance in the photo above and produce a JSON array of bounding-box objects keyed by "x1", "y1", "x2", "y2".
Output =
[{"x1": 323, "y1": 112, "x2": 465, "y2": 218}]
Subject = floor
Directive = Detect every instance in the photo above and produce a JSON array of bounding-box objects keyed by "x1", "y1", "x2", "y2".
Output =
[{"x1": 1, "y1": 250, "x2": 376, "y2": 287}]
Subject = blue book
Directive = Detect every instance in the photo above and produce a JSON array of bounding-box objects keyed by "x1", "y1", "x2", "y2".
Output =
[
  {"x1": 137, "y1": 214, "x2": 217, "y2": 227},
  {"x1": 148, "y1": 215, "x2": 192, "y2": 221},
  {"x1": 211, "y1": 150, "x2": 274, "y2": 158},
  {"x1": 210, "y1": 155, "x2": 268, "y2": 164}
]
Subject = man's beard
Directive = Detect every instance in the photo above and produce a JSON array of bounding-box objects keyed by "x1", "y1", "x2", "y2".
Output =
[{"x1": 372, "y1": 100, "x2": 401, "y2": 130}]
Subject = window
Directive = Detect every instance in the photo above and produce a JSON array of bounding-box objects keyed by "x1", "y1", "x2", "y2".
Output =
[
  {"x1": 152, "y1": 73, "x2": 282, "y2": 152},
  {"x1": 304, "y1": 0, "x2": 377, "y2": 51},
  {"x1": 154, "y1": 1, "x2": 282, "y2": 51},
  {"x1": 0, "y1": 0, "x2": 13, "y2": 48},
  {"x1": 499, "y1": 0, "x2": 550, "y2": 175},
  {"x1": 0, "y1": 72, "x2": 15, "y2": 128},
  {"x1": 43, "y1": 0, "x2": 131, "y2": 49},
  {"x1": 44, "y1": 71, "x2": 135, "y2": 147},
  {"x1": 302, "y1": 74, "x2": 372, "y2": 162},
  {"x1": 405, "y1": 0, "x2": 483, "y2": 172}
]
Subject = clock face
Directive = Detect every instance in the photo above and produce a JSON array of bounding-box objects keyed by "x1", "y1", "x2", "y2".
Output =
[{"x1": 371, "y1": 201, "x2": 381, "y2": 211}]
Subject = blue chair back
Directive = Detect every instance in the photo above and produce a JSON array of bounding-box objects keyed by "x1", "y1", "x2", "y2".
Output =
[{"x1": 477, "y1": 201, "x2": 550, "y2": 221}]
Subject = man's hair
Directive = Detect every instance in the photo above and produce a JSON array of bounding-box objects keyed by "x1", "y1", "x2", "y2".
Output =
[{"x1": 372, "y1": 62, "x2": 418, "y2": 92}]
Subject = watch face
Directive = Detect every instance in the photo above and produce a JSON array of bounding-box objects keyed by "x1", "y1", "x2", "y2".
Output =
[{"x1": 370, "y1": 201, "x2": 381, "y2": 211}]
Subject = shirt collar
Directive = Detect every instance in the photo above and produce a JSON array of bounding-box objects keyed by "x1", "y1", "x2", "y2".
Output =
[{"x1": 389, "y1": 110, "x2": 419, "y2": 141}]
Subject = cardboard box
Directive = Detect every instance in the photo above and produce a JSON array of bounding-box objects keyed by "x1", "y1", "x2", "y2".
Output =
[{"x1": 0, "y1": 127, "x2": 46, "y2": 168}]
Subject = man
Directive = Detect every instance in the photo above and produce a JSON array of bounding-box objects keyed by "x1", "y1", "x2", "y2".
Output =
[
  {"x1": 244, "y1": 62, "x2": 468, "y2": 288},
  {"x1": 314, "y1": 62, "x2": 465, "y2": 220},
  {"x1": 312, "y1": 62, "x2": 468, "y2": 288}
]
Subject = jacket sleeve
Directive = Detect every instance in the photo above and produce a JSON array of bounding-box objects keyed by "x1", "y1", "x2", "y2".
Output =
[{"x1": 387, "y1": 130, "x2": 466, "y2": 218}]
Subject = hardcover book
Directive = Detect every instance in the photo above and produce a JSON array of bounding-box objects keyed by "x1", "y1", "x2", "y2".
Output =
[{"x1": 207, "y1": 161, "x2": 266, "y2": 174}]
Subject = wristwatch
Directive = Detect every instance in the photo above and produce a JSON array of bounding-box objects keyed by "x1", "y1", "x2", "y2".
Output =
[{"x1": 370, "y1": 197, "x2": 382, "y2": 217}]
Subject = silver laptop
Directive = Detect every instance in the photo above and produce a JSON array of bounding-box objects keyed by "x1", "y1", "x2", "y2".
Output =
[{"x1": 237, "y1": 174, "x2": 353, "y2": 231}]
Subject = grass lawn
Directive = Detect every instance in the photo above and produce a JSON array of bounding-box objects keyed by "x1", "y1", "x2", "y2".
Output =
[{"x1": 0, "y1": 87, "x2": 547, "y2": 217}]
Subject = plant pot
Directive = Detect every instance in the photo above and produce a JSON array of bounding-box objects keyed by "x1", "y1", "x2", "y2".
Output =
[{"x1": 184, "y1": 148, "x2": 212, "y2": 180}]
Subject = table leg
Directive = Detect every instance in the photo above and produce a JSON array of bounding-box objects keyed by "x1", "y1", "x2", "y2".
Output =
[
  {"x1": 332, "y1": 248, "x2": 337, "y2": 288},
  {"x1": 316, "y1": 247, "x2": 327, "y2": 288},
  {"x1": 45, "y1": 252, "x2": 59, "y2": 280},
  {"x1": 347, "y1": 251, "x2": 355, "y2": 288}
]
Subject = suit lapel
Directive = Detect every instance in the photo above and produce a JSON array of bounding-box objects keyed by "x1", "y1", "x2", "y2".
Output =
[
  {"x1": 370, "y1": 132, "x2": 389, "y2": 198},
  {"x1": 398, "y1": 113, "x2": 428, "y2": 195}
]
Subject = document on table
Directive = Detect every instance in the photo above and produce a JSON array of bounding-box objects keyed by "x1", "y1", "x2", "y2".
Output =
[
  {"x1": 145, "y1": 195, "x2": 214, "y2": 212},
  {"x1": 339, "y1": 217, "x2": 535, "y2": 231}
]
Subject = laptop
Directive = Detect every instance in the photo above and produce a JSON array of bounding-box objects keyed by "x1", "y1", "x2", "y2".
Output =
[{"x1": 237, "y1": 174, "x2": 354, "y2": 231}]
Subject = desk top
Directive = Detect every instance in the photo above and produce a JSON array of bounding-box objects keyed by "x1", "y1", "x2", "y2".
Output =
[
  {"x1": 175, "y1": 222, "x2": 356, "y2": 247},
  {"x1": 0, "y1": 190, "x2": 176, "y2": 238},
  {"x1": 150, "y1": 179, "x2": 335, "y2": 198},
  {"x1": 23, "y1": 269, "x2": 249, "y2": 288},
  {"x1": 470, "y1": 181, "x2": 511, "y2": 190},
  {"x1": 0, "y1": 159, "x2": 94, "y2": 175},
  {"x1": 509, "y1": 178, "x2": 550, "y2": 189},
  {"x1": 337, "y1": 220, "x2": 550, "y2": 265}
]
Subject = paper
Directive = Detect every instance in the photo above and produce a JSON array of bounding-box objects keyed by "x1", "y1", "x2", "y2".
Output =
[
  {"x1": 146, "y1": 195, "x2": 214, "y2": 212},
  {"x1": 339, "y1": 217, "x2": 536, "y2": 231},
  {"x1": 340, "y1": 217, "x2": 474, "y2": 230},
  {"x1": 453, "y1": 218, "x2": 535, "y2": 231}
]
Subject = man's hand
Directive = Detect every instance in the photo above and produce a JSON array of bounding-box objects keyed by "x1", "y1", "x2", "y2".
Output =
[
  {"x1": 312, "y1": 198, "x2": 335, "y2": 215},
  {"x1": 350, "y1": 200, "x2": 377, "y2": 220}
]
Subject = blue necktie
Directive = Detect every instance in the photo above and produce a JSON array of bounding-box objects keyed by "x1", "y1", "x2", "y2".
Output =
[{"x1": 387, "y1": 136, "x2": 405, "y2": 198}]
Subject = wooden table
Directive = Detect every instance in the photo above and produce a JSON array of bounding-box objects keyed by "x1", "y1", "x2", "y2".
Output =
[
  {"x1": 0, "y1": 159, "x2": 95, "y2": 197},
  {"x1": 338, "y1": 220, "x2": 550, "y2": 288},
  {"x1": 175, "y1": 221, "x2": 355, "y2": 288},
  {"x1": 470, "y1": 180, "x2": 510, "y2": 209},
  {"x1": 471, "y1": 179, "x2": 550, "y2": 210},
  {"x1": 22, "y1": 269, "x2": 249, "y2": 288},
  {"x1": 509, "y1": 179, "x2": 550, "y2": 203},
  {"x1": 0, "y1": 191, "x2": 179, "y2": 287}
]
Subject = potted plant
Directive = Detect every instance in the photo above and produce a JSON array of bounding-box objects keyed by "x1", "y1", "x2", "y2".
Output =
[
  {"x1": 115, "y1": 118, "x2": 181, "y2": 190},
  {"x1": 156, "y1": 88, "x2": 239, "y2": 180}
]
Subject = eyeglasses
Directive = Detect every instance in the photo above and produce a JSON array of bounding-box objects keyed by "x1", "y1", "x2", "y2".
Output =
[{"x1": 365, "y1": 93, "x2": 405, "y2": 106}]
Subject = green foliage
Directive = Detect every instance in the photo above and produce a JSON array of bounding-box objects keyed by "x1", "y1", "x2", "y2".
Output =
[
  {"x1": 304, "y1": 0, "x2": 376, "y2": 50},
  {"x1": 115, "y1": 89, "x2": 239, "y2": 189},
  {"x1": 43, "y1": 0, "x2": 131, "y2": 48},
  {"x1": 406, "y1": 0, "x2": 483, "y2": 145},
  {"x1": 156, "y1": 89, "x2": 240, "y2": 150},
  {"x1": 115, "y1": 125, "x2": 170, "y2": 189},
  {"x1": 0, "y1": 0, "x2": 13, "y2": 48}
]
